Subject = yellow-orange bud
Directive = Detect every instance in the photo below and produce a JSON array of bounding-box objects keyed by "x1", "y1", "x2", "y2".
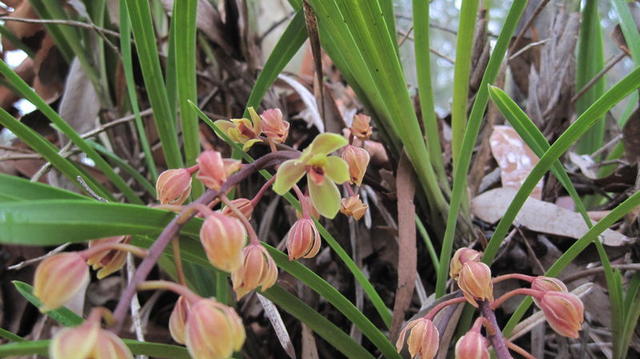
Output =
[
  {"x1": 457, "y1": 261, "x2": 494, "y2": 307},
  {"x1": 396, "y1": 317, "x2": 439, "y2": 359},
  {"x1": 156, "y1": 168, "x2": 192, "y2": 205},
  {"x1": 455, "y1": 331, "x2": 489, "y2": 359},
  {"x1": 221, "y1": 198, "x2": 254, "y2": 220},
  {"x1": 50, "y1": 321, "x2": 99, "y2": 359},
  {"x1": 340, "y1": 195, "x2": 368, "y2": 220},
  {"x1": 261, "y1": 108, "x2": 289, "y2": 144},
  {"x1": 531, "y1": 276, "x2": 568, "y2": 307},
  {"x1": 450, "y1": 248, "x2": 482, "y2": 279},
  {"x1": 351, "y1": 114, "x2": 372, "y2": 140},
  {"x1": 286, "y1": 218, "x2": 321, "y2": 260},
  {"x1": 33, "y1": 252, "x2": 89, "y2": 311},
  {"x1": 86, "y1": 236, "x2": 130, "y2": 279},
  {"x1": 341, "y1": 145, "x2": 370, "y2": 186},
  {"x1": 185, "y1": 298, "x2": 246, "y2": 359},
  {"x1": 231, "y1": 244, "x2": 278, "y2": 299},
  {"x1": 169, "y1": 296, "x2": 191, "y2": 344},
  {"x1": 537, "y1": 291, "x2": 584, "y2": 338},
  {"x1": 200, "y1": 213, "x2": 247, "y2": 272}
]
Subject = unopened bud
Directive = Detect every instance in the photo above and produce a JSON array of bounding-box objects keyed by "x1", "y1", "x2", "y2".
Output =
[
  {"x1": 531, "y1": 276, "x2": 568, "y2": 307},
  {"x1": 341, "y1": 145, "x2": 370, "y2": 186},
  {"x1": 231, "y1": 244, "x2": 278, "y2": 299},
  {"x1": 537, "y1": 291, "x2": 584, "y2": 338},
  {"x1": 457, "y1": 261, "x2": 494, "y2": 307},
  {"x1": 185, "y1": 298, "x2": 246, "y2": 359},
  {"x1": 455, "y1": 331, "x2": 489, "y2": 359},
  {"x1": 200, "y1": 213, "x2": 247, "y2": 272},
  {"x1": 34, "y1": 252, "x2": 89, "y2": 311},
  {"x1": 50, "y1": 321, "x2": 99, "y2": 359},
  {"x1": 197, "y1": 151, "x2": 241, "y2": 190},
  {"x1": 395, "y1": 317, "x2": 439, "y2": 359},
  {"x1": 351, "y1": 114, "x2": 372, "y2": 140},
  {"x1": 86, "y1": 236, "x2": 130, "y2": 279},
  {"x1": 340, "y1": 195, "x2": 368, "y2": 220},
  {"x1": 169, "y1": 296, "x2": 191, "y2": 344},
  {"x1": 450, "y1": 248, "x2": 482, "y2": 279},
  {"x1": 261, "y1": 108, "x2": 289, "y2": 144},
  {"x1": 156, "y1": 168, "x2": 193, "y2": 205},
  {"x1": 221, "y1": 198, "x2": 254, "y2": 220},
  {"x1": 286, "y1": 218, "x2": 321, "y2": 260},
  {"x1": 92, "y1": 330, "x2": 133, "y2": 359}
]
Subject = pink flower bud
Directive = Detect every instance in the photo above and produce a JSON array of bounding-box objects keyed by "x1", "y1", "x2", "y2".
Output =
[
  {"x1": 261, "y1": 108, "x2": 290, "y2": 144},
  {"x1": 531, "y1": 276, "x2": 568, "y2": 307},
  {"x1": 33, "y1": 252, "x2": 89, "y2": 311},
  {"x1": 86, "y1": 236, "x2": 130, "y2": 279},
  {"x1": 200, "y1": 213, "x2": 247, "y2": 272},
  {"x1": 455, "y1": 331, "x2": 489, "y2": 359},
  {"x1": 340, "y1": 195, "x2": 368, "y2": 220},
  {"x1": 197, "y1": 151, "x2": 227, "y2": 190},
  {"x1": 221, "y1": 198, "x2": 254, "y2": 220},
  {"x1": 169, "y1": 296, "x2": 191, "y2": 344},
  {"x1": 457, "y1": 262, "x2": 494, "y2": 307},
  {"x1": 341, "y1": 145, "x2": 370, "y2": 186},
  {"x1": 231, "y1": 244, "x2": 278, "y2": 299},
  {"x1": 156, "y1": 168, "x2": 192, "y2": 205},
  {"x1": 185, "y1": 298, "x2": 246, "y2": 359},
  {"x1": 351, "y1": 114, "x2": 372, "y2": 140},
  {"x1": 286, "y1": 218, "x2": 321, "y2": 260},
  {"x1": 450, "y1": 248, "x2": 482, "y2": 279},
  {"x1": 50, "y1": 321, "x2": 99, "y2": 359},
  {"x1": 93, "y1": 330, "x2": 134, "y2": 359},
  {"x1": 537, "y1": 291, "x2": 584, "y2": 338},
  {"x1": 396, "y1": 317, "x2": 439, "y2": 359}
]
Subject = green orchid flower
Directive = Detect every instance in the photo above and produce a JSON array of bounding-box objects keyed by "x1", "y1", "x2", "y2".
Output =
[{"x1": 273, "y1": 133, "x2": 350, "y2": 218}]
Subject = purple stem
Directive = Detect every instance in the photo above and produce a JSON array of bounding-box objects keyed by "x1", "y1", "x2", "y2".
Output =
[
  {"x1": 479, "y1": 300, "x2": 513, "y2": 359},
  {"x1": 111, "y1": 150, "x2": 298, "y2": 333}
]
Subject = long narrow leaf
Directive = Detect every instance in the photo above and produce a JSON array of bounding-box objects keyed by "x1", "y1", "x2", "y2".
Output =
[{"x1": 0, "y1": 339, "x2": 190, "y2": 358}]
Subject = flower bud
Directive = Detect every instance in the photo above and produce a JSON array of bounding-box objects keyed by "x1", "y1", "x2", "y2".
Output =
[
  {"x1": 395, "y1": 317, "x2": 439, "y2": 359},
  {"x1": 341, "y1": 145, "x2": 370, "y2": 186},
  {"x1": 457, "y1": 262, "x2": 494, "y2": 307},
  {"x1": 537, "y1": 291, "x2": 584, "y2": 338},
  {"x1": 455, "y1": 331, "x2": 489, "y2": 359},
  {"x1": 450, "y1": 248, "x2": 482, "y2": 279},
  {"x1": 200, "y1": 213, "x2": 247, "y2": 272},
  {"x1": 185, "y1": 298, "x2": 246, "y2": 359},
  {"x1": 340, "y1": 195, "x2": 368, "y2": 220},
  {"x1": 286, "y1": 218, "x2": 321, "y2": 260},
  {"x1": 34, "y1": 252, "x2": 89, "y2": 311},
  {"x1": 231, "y1": 244, "x2": 278, "y2": 299},
  {"x1": 169, "y1": 296, "x2": 191, "y2": 344},
  {"x1": 197, "y1": 151, "x2": 241, "y2": 190},
  {"x1": 531, "y1": 276, "x2": 568, "y2": 307},
  {"x1": 261, "y1": 108, "x2": 289, "y2": 144},
  {"x1": 86, "y1": 236, "x2": 130, "y2": 279},
  {"x1": 221, "y1": 198, "x2": 254, "y2": 220},
  {"x1": 156, "y1": 168, "x2": 192, "y2": 205},
  {"x1": 351, "y1": 114, "x2": 372, "y2": 140},
  {"x1": 50, "y1": 321, "x2": 99, "y2": 359},
  {"x1": 93, "y1": 329, "x2": 134, "y2": 359}
]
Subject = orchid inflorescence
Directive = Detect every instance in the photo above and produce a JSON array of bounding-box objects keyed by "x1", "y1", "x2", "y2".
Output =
[
  {"x1": 396, "y1": 247, "x2": 585, "y2": 359},
  {"x1": 31, "y1": 108, "x2": 373, "y2": 359}
]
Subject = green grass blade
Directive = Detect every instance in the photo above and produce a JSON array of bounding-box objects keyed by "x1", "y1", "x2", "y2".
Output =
[
  {"x1": 0, "y1": 60, "x2": 142, "y2": 204},
  {"x1": 435, "y1": 0, "x2": 527, "y2": 297},
  {"x1": 412, "y1": 0, "x2": 448, "y2": 192},
  {"x1": 119, "y1": 0, "x2": 158, "y2": 180},
  {"x1": 0, "y1": 339, "x2": 190, "y2": 358},
  {"x1": 0, "y1": 327, "x2": 24, "y2": 342},
  {"x1": 88, "y1": 141, "x2": 156, "y2": 196},
  {"x1": 13, "y1": 281, "x2": 83, "y2": 326},
  {"x1": 451, "y1": 0, "x2": 480, "y2": 165},
  {"x1": 0, "y1": 107, "x2": 110, "y2": 200},
  {"x1": 124, "y1": 0, "x2": 183, "y2": 169},
  {"x1": 483, "y1": 66, "x2": 640, "y2": 264},
  {"x1": 0, "y1": 173, "x2": 90, "y2": 202},
  {"x1": 262, "y1": 286, "x2": 375, "y2": 359},
  {"x1": 576, "y1": 0, "x2": 606, "y2": 154},
  {"x1": 503, "y1": 190, "x2": 640, "y2": 335},
  {"x1": 611, "y1": 0, "x2": 640, "y2": 62}
]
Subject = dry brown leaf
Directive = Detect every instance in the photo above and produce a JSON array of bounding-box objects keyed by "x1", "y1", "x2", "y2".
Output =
[
  {"x1": 622, "y1": 105, "x2": 640, "y2": 163},
  {"x1": 390, "y1": 153, "x2": 417, "y2": 340},
  {"x1": 256, "y1": 293, "x2": 296, "y2": 359},
  {"x1": 1, "y1": 1, "x2": 42, "y2": 51},
  {"x1": 490, "y1": 125, "x2": 543, "y2": 199},
  {"x1": 569, "y1": 152, "x2": 598, "y2": 179},
  {"x1": 472, "y1": 187, "x2": 632, "y2": 246},
  {"x1": 57, "y1": 58, "x2": 100, "y2": 136}
]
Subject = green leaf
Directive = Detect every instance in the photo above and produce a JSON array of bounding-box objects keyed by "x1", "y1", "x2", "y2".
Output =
[
  {"x1": 0, "y1": 327, "x2": 25, "y2": 342},
  {"x1": 0, "y1": 339, "x2": 190, "y2": 358},
  {"x1": 13, "y1": 281, "x2": 83, "y2": 327},
  {"x1": 0, "y1": 173, "x2": 90, "y2": 202}
]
